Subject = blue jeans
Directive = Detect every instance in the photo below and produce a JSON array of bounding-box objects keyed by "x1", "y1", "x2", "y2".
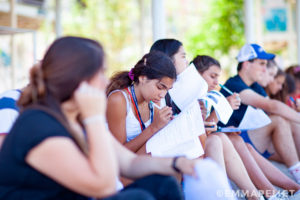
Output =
[{"x1": 100, "y1": 174, "x2": 183, "y2": 200}]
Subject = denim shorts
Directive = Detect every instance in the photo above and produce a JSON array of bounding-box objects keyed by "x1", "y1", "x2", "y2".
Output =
[{"x1": 240, "y1": 130, "x2": 273, "y2": 159}]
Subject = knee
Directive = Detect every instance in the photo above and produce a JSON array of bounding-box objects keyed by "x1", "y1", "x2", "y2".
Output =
[
  {"x1": 217, "y1": 133, "x2": 232, "y2": 145},
  {"x1": 228, "y1": 134, "x2": 243, "y2": 144},
  {"x1": 216, "y1": 132, "x2": 227, "y2": 140},
  {"x1": 271, "y1": 115, "x2": 289, "y2": 128},
  {"x1": 217, "y1": 133, "x2": 235, "y2": 149},
  {"x1": 227, "y1": 134, "x2": 246, "y2": 149},
  {"x1": 206, "y1": 135, "x2": 222, "y2": 149}
]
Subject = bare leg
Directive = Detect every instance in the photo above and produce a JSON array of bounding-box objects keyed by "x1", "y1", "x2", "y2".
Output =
[
  {"x1": 216, "y1": 133, "x2": 271, "y2": 199},
  {"x1": 246, "y1": 143, "x2": 300, "y2": 193},
  {"x1": 290, "y1": 121, "x2": 300, "y2": 157},
  {"x1": 248, "y1": 115, "x2": 299, "y2": 167},
  {"x1": 206, "y1": 134, "x2": 262, "y2": 199},
  {"x1": 205, "y1": 135, "x2": 226, "y2": 171}
]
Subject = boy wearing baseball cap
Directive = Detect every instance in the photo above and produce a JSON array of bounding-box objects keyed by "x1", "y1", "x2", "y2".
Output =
[{"x1": 220, "y1": 44, "x2": 300, "y2": 186}]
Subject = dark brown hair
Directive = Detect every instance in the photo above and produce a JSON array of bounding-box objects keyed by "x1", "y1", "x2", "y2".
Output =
[
  {"x1": 18, "y1": 36, "x2": 105, "y2": 154},
  {"x1": 106, "y1": 51, "x2": 176, "y2": 96},
  {"x1": 150, "y1": 39, "x2": 182, "y2": 60},
  {"x1": 267, "y1": 69, "x2": 287, "y2": 102},
  {"x1": 191, "y1": 55, "x2": 221, "y2": 74}
]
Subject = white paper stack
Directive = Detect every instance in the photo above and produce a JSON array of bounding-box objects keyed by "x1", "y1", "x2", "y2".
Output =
[{"x1": 146, "y1": 64, "x2": 207, "y2": 159}]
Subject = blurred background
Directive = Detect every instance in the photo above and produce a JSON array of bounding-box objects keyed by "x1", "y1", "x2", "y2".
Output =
[{"x1": 0, "y1": 0, "x2": 298, "y2": 92}]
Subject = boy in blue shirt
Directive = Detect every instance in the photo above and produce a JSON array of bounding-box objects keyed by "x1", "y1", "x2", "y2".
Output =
[{"x1": 220, "y1": 44, "x2": 300, "y2": 185}]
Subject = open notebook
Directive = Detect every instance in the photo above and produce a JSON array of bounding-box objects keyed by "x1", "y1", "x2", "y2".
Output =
[{"x1": 146, "y1": 64, "x2": 207, "y2": 159}]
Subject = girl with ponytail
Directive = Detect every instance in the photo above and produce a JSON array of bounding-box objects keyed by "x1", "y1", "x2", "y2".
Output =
[
  {"x1": 106, "y1": 51, "x2": 177, "y2": 153},
  {"x1": 0, "y1": 37, "x2": 199, "y2": 200}
]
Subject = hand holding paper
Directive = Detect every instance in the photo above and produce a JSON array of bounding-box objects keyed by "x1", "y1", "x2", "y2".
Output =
[
  {"x1": 200, "y1": 90, "x2": 233, "y2": 124},
  {"x1": 204, "y1": 121, "x2": 217, "y2": 134}
]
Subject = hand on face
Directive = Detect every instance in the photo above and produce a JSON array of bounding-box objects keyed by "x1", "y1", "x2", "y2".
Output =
[
  {"x1": 226, "y1": 93, "x2": 241, "y2": 110},
  {"x1": 74, "y1": 82, "x2": 106, "y2": 119}
]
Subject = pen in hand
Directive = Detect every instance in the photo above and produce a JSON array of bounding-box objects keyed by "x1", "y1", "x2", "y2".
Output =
[
  {"x1": 219, "y1": 83, "x2": 233, "y2": 95},
  {"x1": 150, "y1": 101, "x2": 162, "y2": 109},
  {"x1": 219, "y1": 83, "x2": 241, "y2": 101},
  {"x1": 289, "y1": 96, "x2": 296, "y2": 105}
]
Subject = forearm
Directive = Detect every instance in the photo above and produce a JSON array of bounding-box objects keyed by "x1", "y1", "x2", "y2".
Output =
[
  {"x1": 206, "y1": 110, "x2": 218, "y2": 123},
  {"x1": 86, "y1": 121, "x2": 119, "y2": 182},
  {"x1": 124, "y1": 124, "x2": 158, "y2": 153},
  {"x1": 122, "y1": 155, "x2": 175, "y2": 179},
  {"x1": 268, "y1": 100, "x2": 300, "y2": 123}
]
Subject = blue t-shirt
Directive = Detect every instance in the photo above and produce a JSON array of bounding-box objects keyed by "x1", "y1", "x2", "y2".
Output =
[
  {"x1": 250, "y1": 83, "x2": 268, "y2": 97},
  {"x1": 219, "y1": 75, "x2": 267, "y2": 127},
  {"x1": 0, "y1": 108, "x2": 88, "y2": 200}
]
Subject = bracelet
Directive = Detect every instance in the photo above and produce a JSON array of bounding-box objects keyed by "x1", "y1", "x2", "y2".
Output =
[
  {"x1": 83, "y1": 114, "x2": 105, "y2": 125},
  {"x1": 172, "y1": 156, "x2": 182, "y2": 173}
]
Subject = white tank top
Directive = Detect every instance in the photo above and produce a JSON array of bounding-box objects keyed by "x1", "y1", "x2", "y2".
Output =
[{"x1": 109, "y1": 89, "x2": 151, "y2": 142}]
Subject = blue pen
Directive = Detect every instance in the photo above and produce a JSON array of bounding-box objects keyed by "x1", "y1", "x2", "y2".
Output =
[
  {"x1": 289, "y1": 96, "x2": 296, "y2": 104},
  {"x1": 219, "y1": 84, "x2": 233, "y2": 95},
  {"x1": 219, "y1": 83, "x2": 241, "y2": 101},
  {"x1": 150, "y1": 100, "x2": 162, "y2": 109}
]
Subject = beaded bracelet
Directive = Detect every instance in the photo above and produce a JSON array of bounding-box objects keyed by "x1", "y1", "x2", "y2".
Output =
[{"x1": 83, "y1": 114, "x2": 105, "y2": 125}]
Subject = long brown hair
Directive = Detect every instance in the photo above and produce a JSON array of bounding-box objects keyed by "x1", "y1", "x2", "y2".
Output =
[
  {"x1": 106, "y1": 51, "x2": 176, "y2": 96},
  {"x1": 18, "y1": 36, "x2": 105, "y2": 154}
]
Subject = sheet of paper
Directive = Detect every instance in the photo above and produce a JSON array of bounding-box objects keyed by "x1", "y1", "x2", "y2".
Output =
[
  {"x1": 201, "y1": 90, "x2": 233, "y2": 124},
  {"x1": 146, "y1": 101, "x2": 205, "y2": 159},
  {"x1": 238, "y1": 105, "x2": 271, "y2": 130},
  {"x1": 150, "y1": 137, "x2": 203, "y2": 159},
  {"x1": 183, "y1": 159, "x2": 236, "y2": 200},
  {"x1": 168, "y1": 63, "x2": 208, "y2": 110}
]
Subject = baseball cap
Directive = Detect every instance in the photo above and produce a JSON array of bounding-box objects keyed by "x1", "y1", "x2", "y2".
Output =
[{"x1": 236, "y1": 44, "x2": 275, "y2": 62}]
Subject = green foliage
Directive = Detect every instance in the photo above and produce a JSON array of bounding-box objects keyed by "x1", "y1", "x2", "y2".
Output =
[
  {"x1": 185, "y1": 0, "x2": 245, "y2": 59},
  {"x1": 63, "y1": 0, "x2": 138, "y2": 75}
]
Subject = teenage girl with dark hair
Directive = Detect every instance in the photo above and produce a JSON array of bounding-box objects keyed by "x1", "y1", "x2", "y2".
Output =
[
  {"x1": 106, "y1": 51, "x2": 177, "y2": 153},
  {"x1": 0, "y1": 37, "x2": 199, "y2": 200}
]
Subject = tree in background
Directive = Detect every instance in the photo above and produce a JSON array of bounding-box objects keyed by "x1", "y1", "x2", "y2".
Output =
[
  {"x1": 184, "y1": 0, "x2": 244, "y2": 76},
  {"x1": 63, "y1": 0, "x2": 140, "y2": 75}
]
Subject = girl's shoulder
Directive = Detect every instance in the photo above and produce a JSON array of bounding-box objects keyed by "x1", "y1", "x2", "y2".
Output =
[{"x1": 107, "y1": 89, "x2": 131, "y2": 112}]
